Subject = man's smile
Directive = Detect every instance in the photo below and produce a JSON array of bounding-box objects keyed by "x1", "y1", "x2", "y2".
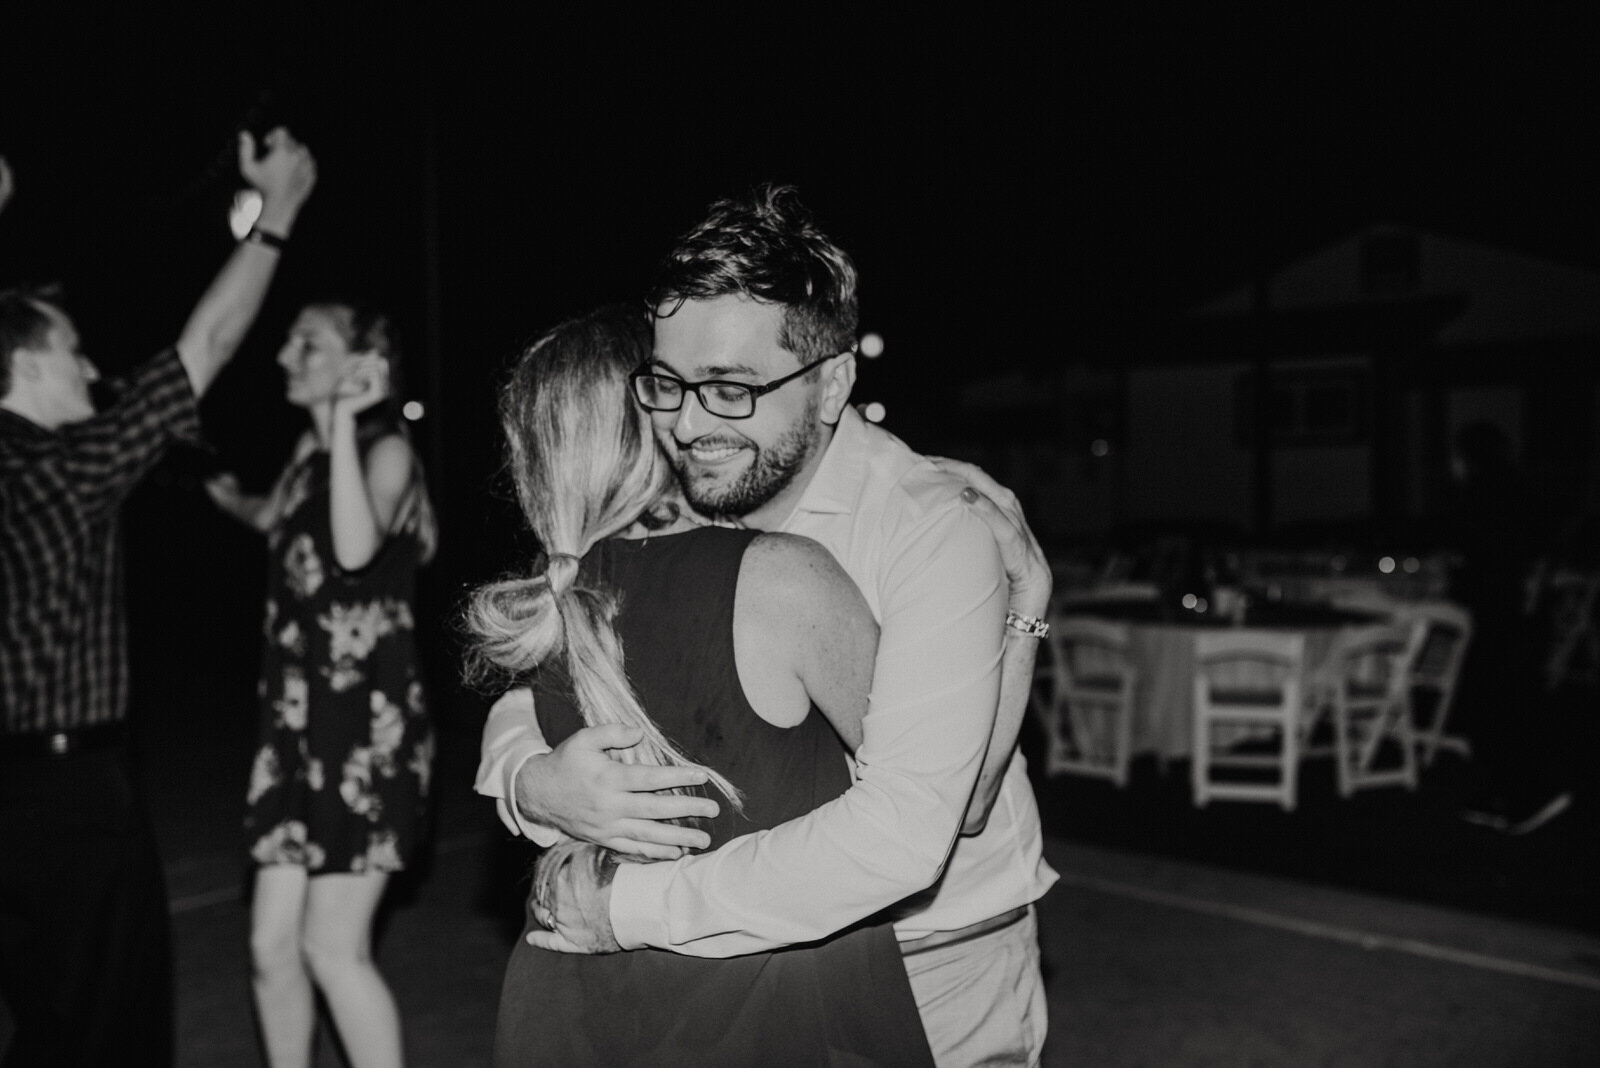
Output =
[{"x1": 680, "y1": 439, "x2": 749, "y2": 466}]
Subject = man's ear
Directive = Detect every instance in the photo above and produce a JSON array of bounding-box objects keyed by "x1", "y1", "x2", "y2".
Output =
[
  {"x1": 7, "y1": 349, "x2": 41, "y2": 382},
  {"x1": 818, "y1": 352, "x2": 857, "y2": 425}
]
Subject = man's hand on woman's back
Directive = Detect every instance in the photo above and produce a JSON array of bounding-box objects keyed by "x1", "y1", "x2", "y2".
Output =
[{"x1": 515, "y1": 724, "x2": 721, "y2": 860}]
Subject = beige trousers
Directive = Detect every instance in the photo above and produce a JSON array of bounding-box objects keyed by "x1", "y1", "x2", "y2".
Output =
[{"x1": 902, "y1": 905, "x2": 1047, "y2": 1067}]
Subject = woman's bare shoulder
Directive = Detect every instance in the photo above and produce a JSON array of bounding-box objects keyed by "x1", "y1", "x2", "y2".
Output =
[
  {"x1": 734, "y1": 536, "x2": 875, "y2": 746},
  {"x1": 739, "y1": 532, "x2": 874, "y2": 638},
  {"x1": 741, "y1": 531, "x2": 855, "y2": 603}
]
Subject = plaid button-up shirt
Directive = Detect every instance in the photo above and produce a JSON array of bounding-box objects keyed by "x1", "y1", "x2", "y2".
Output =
[{"x1": 1, "y1": 348, "x2": 199, "y2": 736}]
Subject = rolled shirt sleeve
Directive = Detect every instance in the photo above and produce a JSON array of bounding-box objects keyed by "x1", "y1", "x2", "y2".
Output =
[
  {"x1": 0, "y1": 347, "x2": 203, "y2": 735},
  {"x1": 610, "y1": 499, "x2": 1006, "y2": 956},
  {"x1": 59, "y1": 347, "x2": 201, "y2": 521}
]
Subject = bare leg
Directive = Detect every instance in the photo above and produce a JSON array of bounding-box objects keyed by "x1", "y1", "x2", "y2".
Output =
[
  {"x1": 250, "y1": 865, "x2": 315, "y2": 1068},
  {"x1": 303, "y1": 871, "x2": 404, "y2": 1068}
]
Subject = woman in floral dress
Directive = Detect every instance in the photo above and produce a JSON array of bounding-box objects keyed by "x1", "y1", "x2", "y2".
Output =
[{"x1": 207, "y1": 301, "x2": 436, "y2": 1068}]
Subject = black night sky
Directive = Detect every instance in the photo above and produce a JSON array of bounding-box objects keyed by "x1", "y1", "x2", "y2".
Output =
[
  {"x1": 4, "y1": 5, "x2": 1597, "y2": 621},
  {"x1": 9, "y1": 14, "x2": 1600, "y2": 1057}
]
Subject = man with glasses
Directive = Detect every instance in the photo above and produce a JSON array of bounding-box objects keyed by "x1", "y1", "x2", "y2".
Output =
[
  {"x1": 478, "y1": 184, "x2": 1057, "y2": 1066},
  {"x1": 630, "y1": 351, "x2": 840, "y2": 419},
  {"x1": 625, "y1": 349, "x2": 846, "y2": 526}
]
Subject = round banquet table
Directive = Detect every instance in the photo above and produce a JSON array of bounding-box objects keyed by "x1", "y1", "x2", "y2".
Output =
[{"x1": 1054, "y1": 600, "x2": 1388, "y2": 760}]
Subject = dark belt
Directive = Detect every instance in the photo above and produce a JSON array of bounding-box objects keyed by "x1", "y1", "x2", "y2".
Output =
[
  {"x1": 0, "y1": 722, "x2": 128, "y2": 760},
  {"x1": 900, "y1": 904, "x2": 1030, "y2": 957}
]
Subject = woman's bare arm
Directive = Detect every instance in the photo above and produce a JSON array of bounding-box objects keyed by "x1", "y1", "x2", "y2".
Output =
[{"x1": 734, "y1": 532, "x2": 878, "y2": 751}]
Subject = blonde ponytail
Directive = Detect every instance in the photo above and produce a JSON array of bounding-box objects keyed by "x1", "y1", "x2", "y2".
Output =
[{"x1": 463, "y1": 307, "x2": 743, "y2": 812}]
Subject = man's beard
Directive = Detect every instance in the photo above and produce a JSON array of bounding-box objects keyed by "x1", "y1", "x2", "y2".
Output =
[{"x1": 669, "y1": 400, "x2": 820, "y2": 521}]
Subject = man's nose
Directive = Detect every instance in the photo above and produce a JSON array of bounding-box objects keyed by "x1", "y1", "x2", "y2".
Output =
[
  {"x1": 78, "y1": 357, "x2": 100, "y2": 383},
  {"x1": 672, "y1": 389, "x2": 717, "y2": 440}
]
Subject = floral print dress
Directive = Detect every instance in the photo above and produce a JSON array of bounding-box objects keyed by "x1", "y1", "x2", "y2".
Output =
[{"x1": 246, "y1": 446, "x2": 433, "y2": 874}]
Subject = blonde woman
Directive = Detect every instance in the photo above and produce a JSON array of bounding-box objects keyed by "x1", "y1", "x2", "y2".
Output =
[
  {"x1": 464, "y1": 306, "x2": 934, "y2": 1067},
  {"x1": 208, "y1": 301, "x2": 436, "y2": 1068}
]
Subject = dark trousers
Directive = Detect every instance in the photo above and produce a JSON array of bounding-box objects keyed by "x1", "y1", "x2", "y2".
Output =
[{"x1": 0, "y1": 747, "x2": 174, "y2": 1067}]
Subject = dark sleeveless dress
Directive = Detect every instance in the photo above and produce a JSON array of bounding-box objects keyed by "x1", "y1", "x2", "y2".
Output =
[
  {"x1": 493, "y1": 525, "x2": 934, "y2": 1068},
  {"x1": 244, "y1": 447, "x2": 433, "y2": 874}
]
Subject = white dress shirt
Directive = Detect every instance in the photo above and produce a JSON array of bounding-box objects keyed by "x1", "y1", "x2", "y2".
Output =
[{"x1": 475, "y1": 406, "x2": 1058, "y2": 954}]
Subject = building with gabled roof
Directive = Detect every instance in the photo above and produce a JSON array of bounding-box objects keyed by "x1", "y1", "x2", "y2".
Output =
[{"x1": 958, "y1": 225, "x2": 1600, "y2": 547}]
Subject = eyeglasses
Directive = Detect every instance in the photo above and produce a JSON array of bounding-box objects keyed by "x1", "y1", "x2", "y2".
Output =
[{"x1": 629, "y1": 353, "x2": 842, "y2": 420}]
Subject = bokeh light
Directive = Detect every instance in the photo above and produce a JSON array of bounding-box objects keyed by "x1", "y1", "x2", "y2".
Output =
[{"x1": 859, "y1": 332, "x2": 885, "y2": 358}]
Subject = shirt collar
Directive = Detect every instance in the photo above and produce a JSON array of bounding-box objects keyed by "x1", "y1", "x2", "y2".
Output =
[
  {"x1": 0, "y1": 405, "x2": 50, "y2": 441},
  {"x1": 787, "y1": 404, "x2": 872, "y2": 519}
]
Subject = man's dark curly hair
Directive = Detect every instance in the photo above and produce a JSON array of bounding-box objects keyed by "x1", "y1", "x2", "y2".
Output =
[{"x1": 646, "y1": 184, "x2": 859, "y2": 367}]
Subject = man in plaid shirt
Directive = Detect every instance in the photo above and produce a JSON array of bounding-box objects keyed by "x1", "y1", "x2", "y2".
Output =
[{"x1": 0, "y1": 129, "x2": 315, "y2": 1067}]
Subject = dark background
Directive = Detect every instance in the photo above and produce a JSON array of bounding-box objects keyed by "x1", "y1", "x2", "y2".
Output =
[{"x1": 4, "y1": 5, "x2": 1597, "y2": 699}]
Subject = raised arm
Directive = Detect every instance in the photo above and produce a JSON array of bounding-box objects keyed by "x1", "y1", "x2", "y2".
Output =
[
  {"x1": 322, "y1": 355, "x2": 414, "y2": 571},
  {"x1": 175, "y1": 128, "x2": 316, "y2": 399}
]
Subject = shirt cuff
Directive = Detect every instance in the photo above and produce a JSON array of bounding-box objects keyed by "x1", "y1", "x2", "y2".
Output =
[
  {"x1": 488, "y1": 797, "x2": 563, "y2": 848},
  {"x1": 472, "y1": 733, "x2": 561, "y2": 846},
  {"x1": 503, "y1": 748, "x2": 562, "y2": 847},
  {"x1": 609, "y1": 859, "x2": 673, "y2": 951}
]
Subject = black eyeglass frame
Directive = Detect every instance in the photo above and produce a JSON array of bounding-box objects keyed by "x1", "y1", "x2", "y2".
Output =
[{"x1": 629, "y1": 352, "x2": 844, "y2": 420}]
